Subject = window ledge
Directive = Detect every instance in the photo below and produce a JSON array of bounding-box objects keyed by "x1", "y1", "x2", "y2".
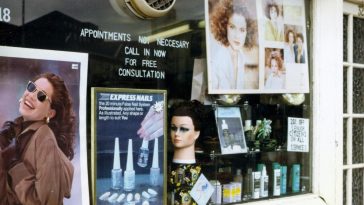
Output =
[{"x1": 235, "y1": 194, "x2": 327, "y2": 205}]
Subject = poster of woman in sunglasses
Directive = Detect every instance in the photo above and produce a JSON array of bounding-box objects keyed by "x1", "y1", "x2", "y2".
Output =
[{"x1": 0, "y1": 46, "x2": 89, "y2": 205}]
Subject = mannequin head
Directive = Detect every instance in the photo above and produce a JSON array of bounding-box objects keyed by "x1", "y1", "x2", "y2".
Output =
[{"x1": 169, "y1": 100, "x2": 206, "y2": 162}]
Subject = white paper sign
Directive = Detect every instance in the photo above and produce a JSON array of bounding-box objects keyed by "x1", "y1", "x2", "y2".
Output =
[
  {"x1": 190, "y1": 174, "x2": 214, "y2": 205},
  {"x1": 287, "y1": 117, "x2": 309, "y2": 152}
]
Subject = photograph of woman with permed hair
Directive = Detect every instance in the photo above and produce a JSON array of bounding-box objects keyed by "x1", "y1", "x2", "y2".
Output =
[
  {"x1": 207, "y1": 0, "x2": 259, "y2": 93},
  {"x1": 0, "y1": 46, "x2": 89, "y2": 205},
  {"x1": 264, "y1": 48, "x2": 286, "y2": 89}
]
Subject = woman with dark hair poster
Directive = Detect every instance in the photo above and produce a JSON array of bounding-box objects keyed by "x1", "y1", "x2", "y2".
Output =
[{"x1": 0, "y1": 73, "x2": 75, "y2": 205}]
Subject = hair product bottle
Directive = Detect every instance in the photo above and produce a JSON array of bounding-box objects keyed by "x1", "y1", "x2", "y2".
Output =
[
  {"x1": 260, "y1": 166, "x2": 269, "y2": 197},
  {"x1": 272, "y1": 163, "x2": 281, "y2": 196},
  {"x1": 291, "y1": 164, "x2": 301, "y2": 193},
  {"x1": 280, "y1": 165, "x2": 287, "y2": 194},
  {"x1": 233, "y1": 169, "x2": 243, "y2": 201},
  {"x1": 252, "y1": 171, "x2": 261, "y2": 199}
]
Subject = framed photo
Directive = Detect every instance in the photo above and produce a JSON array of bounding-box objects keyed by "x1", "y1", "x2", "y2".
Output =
[
  {"x1": 214, "y1": 106, "x2": 248, "y2": 154},
  {"x1": 205, "y1": 0, "x2": 309, "y2": 94},
  {"x1": 0, "y1": 46, "x2": 89, "y2": 205},
  {"x1": 91, "y1": 87, "x2": 167, "y2": 205}
]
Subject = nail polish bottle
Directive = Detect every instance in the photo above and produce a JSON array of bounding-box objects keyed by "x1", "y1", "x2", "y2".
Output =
[
  {"x1": 124, "y1": 139, "x2": 135, "y2": 191},
  {"x1": 111, "y1": 137, "x2": 122, "y2": 190},
  {"x1": 137, "y1": 139, "x2": 149, "y2": 167},
  {"x1": 150, "y1": 138, "x2": 160, "y2": 186}
]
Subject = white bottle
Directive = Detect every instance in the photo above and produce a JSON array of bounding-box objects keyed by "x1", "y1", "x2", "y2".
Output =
[
  {"x1": 260, "y1": 166, "x2": 269, "y2": 197},
  {"x1": 124, "y1": 139, "x2": 135, "y2": 191},
  {"x1": 150, "y1": 138, "x2": 160, "y2": 186},
  {"x1": 251, "y1": 171, "x2": 261, "y2": 199},
  {"x1": 111, "y1": 137, "x2": 122, "y2": 190},
  {"x1": 273, "y1": 168, "x2": 281, "y2": 196},
  {"x1": 221, "y1": 120, "x2": 231, "y2": 148}
]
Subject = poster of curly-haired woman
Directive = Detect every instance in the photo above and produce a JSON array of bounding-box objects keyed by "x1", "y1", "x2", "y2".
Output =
[
  {"x1": 0, "y1": 46, "x2": 89, "y2": 205},
  {"x1": 206, "y1": 0, "x2": 309, "y2": 94}
]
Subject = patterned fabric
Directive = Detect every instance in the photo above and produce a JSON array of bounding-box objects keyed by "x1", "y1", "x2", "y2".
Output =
[{"x1": 169, "y1": 163, "x2": 202, "y2": 205}]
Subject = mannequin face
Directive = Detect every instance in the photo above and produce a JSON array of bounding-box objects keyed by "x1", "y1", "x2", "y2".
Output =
[{"x1": 170, "y1": 116, "x2": 200, "y2": 150}]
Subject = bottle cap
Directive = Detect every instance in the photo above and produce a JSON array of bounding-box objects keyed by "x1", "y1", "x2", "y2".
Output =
[
  {"x1": 141, "y1": 139, "x2": 149, "y2": 149},
  {"x1": 222, "y1": 120, "x2": 228, "y2": 129}
]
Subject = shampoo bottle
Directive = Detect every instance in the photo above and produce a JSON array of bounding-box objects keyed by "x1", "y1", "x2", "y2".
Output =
[
  {"x1": 291, "y1": 164, "x2": 300, "y2": 193},
  {"x1": 260, "y1": 166, "x2": 269, "y2": 197},
  {"x1": 252, "y1": 171, "x2": 261, "y2": 199},
  {"x1": 280, "y1": 166, "x2": 287, "y2": 194},
  {"x1": 272, "y1": 163, "x2": 281, "y2": 196}
]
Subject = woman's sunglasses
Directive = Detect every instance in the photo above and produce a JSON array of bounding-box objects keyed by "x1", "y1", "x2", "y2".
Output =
[{"x1": 26, "y1": 81, "x2": 52, "y2": 103}]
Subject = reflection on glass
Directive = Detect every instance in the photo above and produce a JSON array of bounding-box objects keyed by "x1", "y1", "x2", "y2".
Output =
[
  {"x1": 343, "y1": 170, "x2": 347, "y2": 205},
  {"x1": 352, "y1": 119, "x2": 364, "y2": 164},
  {"x1": 352, "y1": 168, "x2": 363, "y2": 205},
  {"x1": 353, "y1": 68, "x2": 364, "y2": 113},
  {"x1": 343, "y1": 15, "x2": 348, "y2": 62},
  {"x1": 353, "y1": 17, "x2": 364, "y2": 63},
  {"x1": 343, "y1": 118, "x2": 347, "y2": 165},
  {"x1": 344, "y1": 67, "x2": 347, "y2": 114}
]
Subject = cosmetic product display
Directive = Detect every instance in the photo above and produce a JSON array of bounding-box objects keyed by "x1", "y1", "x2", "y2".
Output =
[
  {"x1": 260, "y1": 166, "x2": 269, "y2": 198},
  {"x1": 142, "y1": 191, "x2": 151, "y2": 199},
  {"x1": 291, "y1": 164, "x2": 301, "y2": 193},
  {"x1": 150, "y1": 138, "x2": 160, "y2": 186},
  {"x1": 281, "y1": 166, "x2": 287, "y2": 194},
  {"x1": 137, "y1": 139, "x2": 149, "y2": 167},
  {"x1": 272, "y1": 163, "x2": 281, "y2": 196},
  {"x1": 111, "y1": 137, "x2": 122, "y2": 190},
  {"x1": 124, "y1": 139, "x2": 135, "y2": 191},
  {"x1": 252, "y1": 171, "x2": 261, "y2": 199},
  {"x1": 231, "y1": 182, "x2": 242, "y2": 202}
]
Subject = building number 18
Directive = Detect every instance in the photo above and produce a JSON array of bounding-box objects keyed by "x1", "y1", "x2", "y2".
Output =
[{"x1": 0, "y1": 7, "x2": 11, "y2": 23}]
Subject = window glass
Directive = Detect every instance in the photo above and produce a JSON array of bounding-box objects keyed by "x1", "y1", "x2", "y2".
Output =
[
  {"x1": 353, "y1": 17, "x2": 364, "y2": 63},
  {"x1": 0, "y1": 0, "x2": 312, "y2": 204}
]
